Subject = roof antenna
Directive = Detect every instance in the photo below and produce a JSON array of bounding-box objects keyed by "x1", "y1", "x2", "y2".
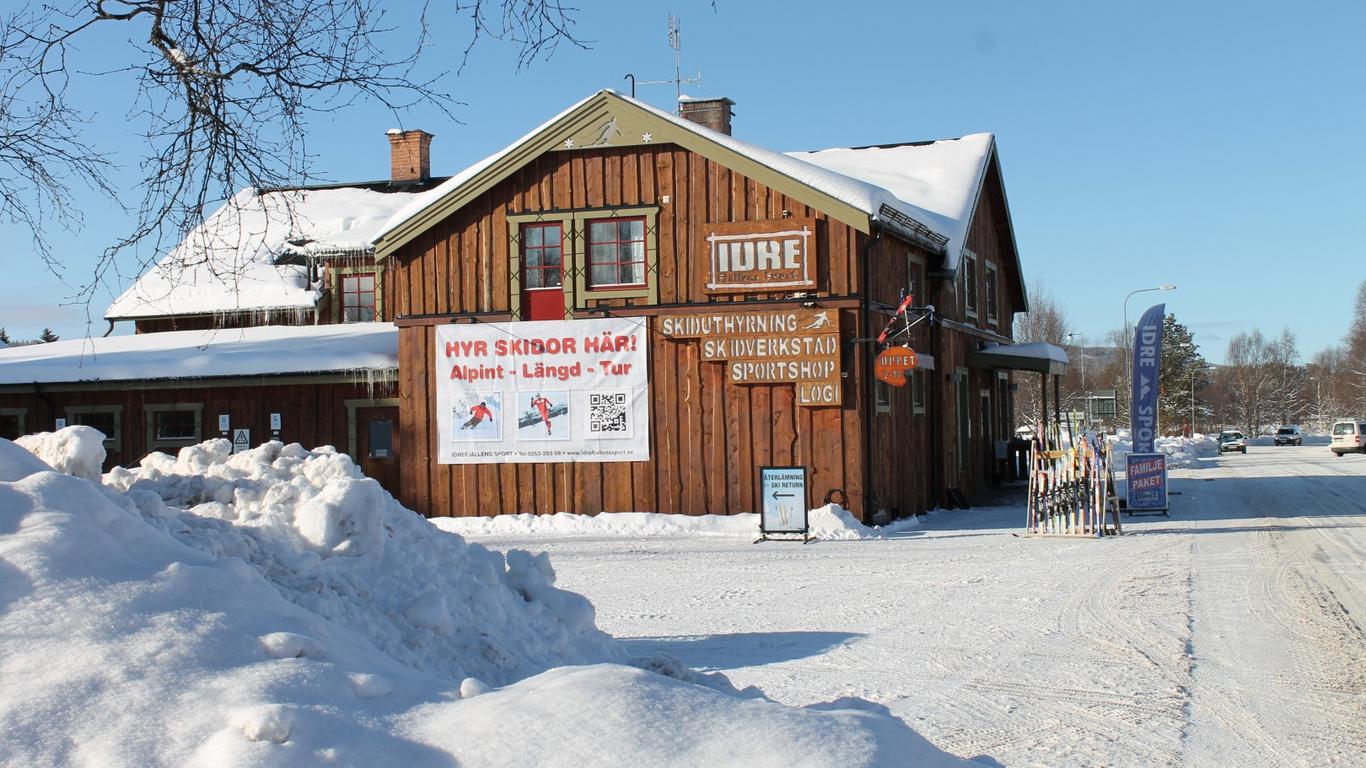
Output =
[
  {"x1": 624, "y1": 73, "x2": 635, "y2": 98},
  {"x1": 638, "y1": 15, "x2": 702, "y2": 112}
]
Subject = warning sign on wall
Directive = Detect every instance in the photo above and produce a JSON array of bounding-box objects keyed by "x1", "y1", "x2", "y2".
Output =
[{"x1": 232, "y1": 428, "x2": 250, "y2": 454}]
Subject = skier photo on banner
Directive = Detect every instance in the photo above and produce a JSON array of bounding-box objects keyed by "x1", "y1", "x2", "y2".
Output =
[
  {"x1": 450, "y1": 393, "x2": 502, "y2": 441},
  {"x1": 532, "y1": 393, "x2": 554, "y2": 434},
  {"x1": 462, "y1": 401, "x2": 494, "y2": 430},
  {"x1": 516, "y1": 391, "x2": 570, "y2": 441}
]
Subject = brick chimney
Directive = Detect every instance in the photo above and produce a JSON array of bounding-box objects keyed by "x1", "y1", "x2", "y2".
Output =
[
  {"x1": 386, "y1": 128, "x2": 434, "y2": 183},
  {"x1": 677, "y1": 96, "x2": 735, "y2": 136}
]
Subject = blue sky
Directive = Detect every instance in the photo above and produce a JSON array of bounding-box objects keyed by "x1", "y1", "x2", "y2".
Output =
[{"x1": 3, "y1": 0, "x2": 1362, "y2": 363}]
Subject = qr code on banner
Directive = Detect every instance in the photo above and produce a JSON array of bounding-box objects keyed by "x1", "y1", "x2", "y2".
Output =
[{"x1": 588, "y1": 392, "x2": 630, "y2": 435}]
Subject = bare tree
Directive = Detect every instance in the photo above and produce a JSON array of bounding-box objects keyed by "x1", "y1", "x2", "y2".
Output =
[
  {"x1": 1307, "y1": 347, "x2": 1347, "y2": 432},
  {"x1": 1346, "y1": 279, "x2": 1366, "y2": 415},
  {"x1": 1224, "y1": 329, "x2": 1293, "y2": 436},
  {"x1": 0, "y1": 1, "x2": 581, "y2": 300},
  {"x1": 1012, "y1": 280, "x2": 1068, "y2": 431}
]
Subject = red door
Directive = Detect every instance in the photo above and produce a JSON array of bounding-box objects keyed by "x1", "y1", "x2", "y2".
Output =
[{"x1": 521, "y1": 222, "x2": 564, "y2": 321}]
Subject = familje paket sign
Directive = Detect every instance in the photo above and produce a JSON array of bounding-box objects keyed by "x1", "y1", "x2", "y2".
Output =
[
  {"x1": 703, "y1": 217, "x2": 817, "y2": 293},
  {"x1": 1126, "y1": 452, "x2": 1168, "y2": 511},
  {"x1": 435, "y1": 317, "x2": 649, "y2": 464}
]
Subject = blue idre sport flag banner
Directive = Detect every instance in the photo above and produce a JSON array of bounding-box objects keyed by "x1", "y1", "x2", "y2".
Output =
[{"x1": 1130, "y1": 303, "x2": 1165, "y2": 453}]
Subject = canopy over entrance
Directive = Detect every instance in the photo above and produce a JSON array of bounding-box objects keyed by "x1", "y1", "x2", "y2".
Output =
[{"x1": 968, "y1": 342, "x2": 1068, "y2": 375}]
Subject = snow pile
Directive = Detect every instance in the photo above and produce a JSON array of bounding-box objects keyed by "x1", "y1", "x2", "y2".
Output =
[
  {"x1": 431, "y1": 510, "x2": 760, "y2": 538},
  {"x1": 14, "y1": 425, "x2": 107, "y2": 482},
  {"x1": 808, "y1": 503, "x2": 884, "y2": 540},
  {"x1": 1109, "y1": 431, "x2": 1219, "y2": 468},
  {"x1": 0, "y1": 431, "x2": 976, "y2": 766},
  {"x1": 433, "y1": 504, "x2": 901, "y2": 542},
  {"x1": 101, "y1": 438, "x2": 617, "y2": 684}
]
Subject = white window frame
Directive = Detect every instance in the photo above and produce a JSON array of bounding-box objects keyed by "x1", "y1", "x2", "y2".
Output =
[
  {"x1": 962, "y1": 251, "x2": 979, "y2": 319},
  {"x1": 145, "y1": 403, "x2": 204, "y2": 453},
  {"x1": 912, "y1": 369, "x2": 926, "y2": 415},
  {"x1": 65, "y1": 404, "x2": 123, "y2": 451},
  {"x1": 875, "y1": 379, "x2": 892, "y2": 414},
  {"x1": 984, "y1": 261, "x2": 999, "y2": 326}
]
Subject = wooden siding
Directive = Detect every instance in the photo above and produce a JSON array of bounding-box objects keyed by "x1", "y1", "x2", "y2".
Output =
[
  {"x1": 0, "y1": 380, "x2": 400, "y2": 498},
  {"x1": 389, "y1": 145, "x2": 877, "y2": 519},
  {"x1": 387, "y1": 141, "x2": 1029, "y2": 519}
]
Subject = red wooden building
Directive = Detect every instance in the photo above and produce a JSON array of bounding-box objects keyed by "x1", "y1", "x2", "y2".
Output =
[{"x1": 0, "y1": 89, "x2": 1052, "y2": 522}]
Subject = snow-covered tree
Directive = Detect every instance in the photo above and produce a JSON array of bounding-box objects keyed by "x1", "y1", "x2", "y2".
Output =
[{"x1": 0, "y1": 327, "x2": 10, "y2": 344}]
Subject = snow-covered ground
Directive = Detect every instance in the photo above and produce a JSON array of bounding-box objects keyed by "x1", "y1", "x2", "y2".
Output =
[
  {"x1": 5, "y1": 430, "x2": 1363, "y2": 766},
  {"x1": 447, "y1": 444, "x2": 1366, "y2": 767},
  {"x1": 0, "y1": 430, "x2": 973, "y2": 767}
]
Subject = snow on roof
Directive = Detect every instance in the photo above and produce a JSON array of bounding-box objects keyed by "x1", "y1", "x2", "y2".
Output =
[
  {"x1": 977, "y1": 342, "x2": 1070, "y2": 365},
  {"x1": 106, "y1": 186, "x2": 422, "y2": 320},
  {"x1": 373, "y1": 90, "x2": 984, "y2": 258},
  {"x1": 0, "y1": 322, "x2": 397, "y2": 385},
  {"x1": 789, "y1": 135, "x2": 995, "y2": 271},
  {"x1": 374, "y1": 92, "x2": 604, "y2": 244}
]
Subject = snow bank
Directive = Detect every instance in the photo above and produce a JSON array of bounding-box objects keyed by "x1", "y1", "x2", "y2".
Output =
[
  {"x1": 431, "y1": 509, "x2": 761, "y2": 538},
  {"x1": 1109, "y1": 431, "x2": 1219, "y2": 468},
  {"x1": 0, "y1": 431, "x2": 975, "y2": 766},
  {"x1": 433, "y1": 503, "x2": 903, "y2": 542},
  {"x1": 100, "y1": 438, "x2": 618, "y2": 684}
]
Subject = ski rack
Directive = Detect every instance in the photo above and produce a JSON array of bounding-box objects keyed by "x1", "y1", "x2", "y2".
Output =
[{"x1": 1023, "y1": 431, "x2": 1123, "y2": 537}]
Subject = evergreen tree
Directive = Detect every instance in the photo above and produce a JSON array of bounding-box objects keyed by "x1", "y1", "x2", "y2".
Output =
[
  {"x1": 0, "y1": 327, "x2": 10, "y2": 344},
  {"x1": 38, "y1": 328, "x2": 59, "y2": 343},
  {"x1": 1157, "y1": 314, "x2": 1210, "y2": 435}
]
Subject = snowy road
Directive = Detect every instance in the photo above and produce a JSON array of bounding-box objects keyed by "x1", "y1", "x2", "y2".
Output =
[{"x1": 460, "y1": 446, "x2": 1366, "y2": 767}]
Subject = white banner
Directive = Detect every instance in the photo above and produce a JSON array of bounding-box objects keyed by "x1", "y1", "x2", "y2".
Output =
[{"x1": 434, "y1": 317, "x2": 649, "y2": 464}]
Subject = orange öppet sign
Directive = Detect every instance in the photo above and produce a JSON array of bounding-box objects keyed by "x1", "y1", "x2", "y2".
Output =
[{"x1": 874, "y1": 346, "x2": 919, "y2": 387}]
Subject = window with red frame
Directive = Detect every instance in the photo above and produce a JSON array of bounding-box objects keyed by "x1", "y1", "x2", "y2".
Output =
[
  {"x1": 521, "y1": 222, "x2": 564, "y2": 289},
  {"x1": 586, "y1": 218, "x2": 646, "y2": 288},
  {"x1": 341, "y1": 272, "x2": 376, "y2": 322}
]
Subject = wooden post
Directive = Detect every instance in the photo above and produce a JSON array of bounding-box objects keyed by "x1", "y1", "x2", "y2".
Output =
[{"x1": 1053, "y1": 373, "x2": 1062, "y2": 449}]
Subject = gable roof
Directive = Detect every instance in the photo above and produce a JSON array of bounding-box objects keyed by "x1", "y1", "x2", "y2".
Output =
[
  {"x1": 105, "y1": 185, "x2": 427, "y2": 321},
  {"x1": 788, "y1": 135, "x2": 996, "y2": 272},
  {"x1": 0, "y1": 323, "x2": 397, "y2": 385},
  {"x1": 372, "y1": 90, "x2": 1000, "y2": 261}
]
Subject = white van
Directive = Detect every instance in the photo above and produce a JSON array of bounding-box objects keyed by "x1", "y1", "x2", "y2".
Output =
[
  {"x1": 1330, "y1": 419, "x2": 1366, "y2": 456},
  {"x1": 1274, "y1": 425, "x2": 1303, "y2": 446}
]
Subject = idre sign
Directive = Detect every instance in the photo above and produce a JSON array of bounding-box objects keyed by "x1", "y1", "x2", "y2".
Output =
[{"x1": 703, "y1": 218, "x2": 817, "y2": 293}]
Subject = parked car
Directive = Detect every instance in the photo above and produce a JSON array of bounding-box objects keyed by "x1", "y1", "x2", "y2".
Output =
[
  {"x1": 1330, "y1": 418, "x2": 1366, "y2": 456},
  {"x1": 1273, "y1": 425, "x2": 1303, "y2": 446},
  {"x1": 1218, "y1": 430, "x2": 1247, "y2": 454}
]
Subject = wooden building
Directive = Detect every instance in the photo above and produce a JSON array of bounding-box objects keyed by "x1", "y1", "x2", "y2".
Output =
[
  {"x1": 0, "y1": 89, "x2": 1048, "y2": 523},
  {"x1": 371, "y1": 90, "x2": 1033, "y2": 521},
  {"x1": 0, "y1": 325, "x2": 402, "y2": 496}
]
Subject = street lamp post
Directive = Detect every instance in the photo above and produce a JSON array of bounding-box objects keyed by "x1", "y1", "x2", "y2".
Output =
[
  {"x1": 1067, "y1": 332, "x2": 1087, "y2": 427},
  {"x1": 1122, "y1": 284, "x2": 1177, "y2": 422}
]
